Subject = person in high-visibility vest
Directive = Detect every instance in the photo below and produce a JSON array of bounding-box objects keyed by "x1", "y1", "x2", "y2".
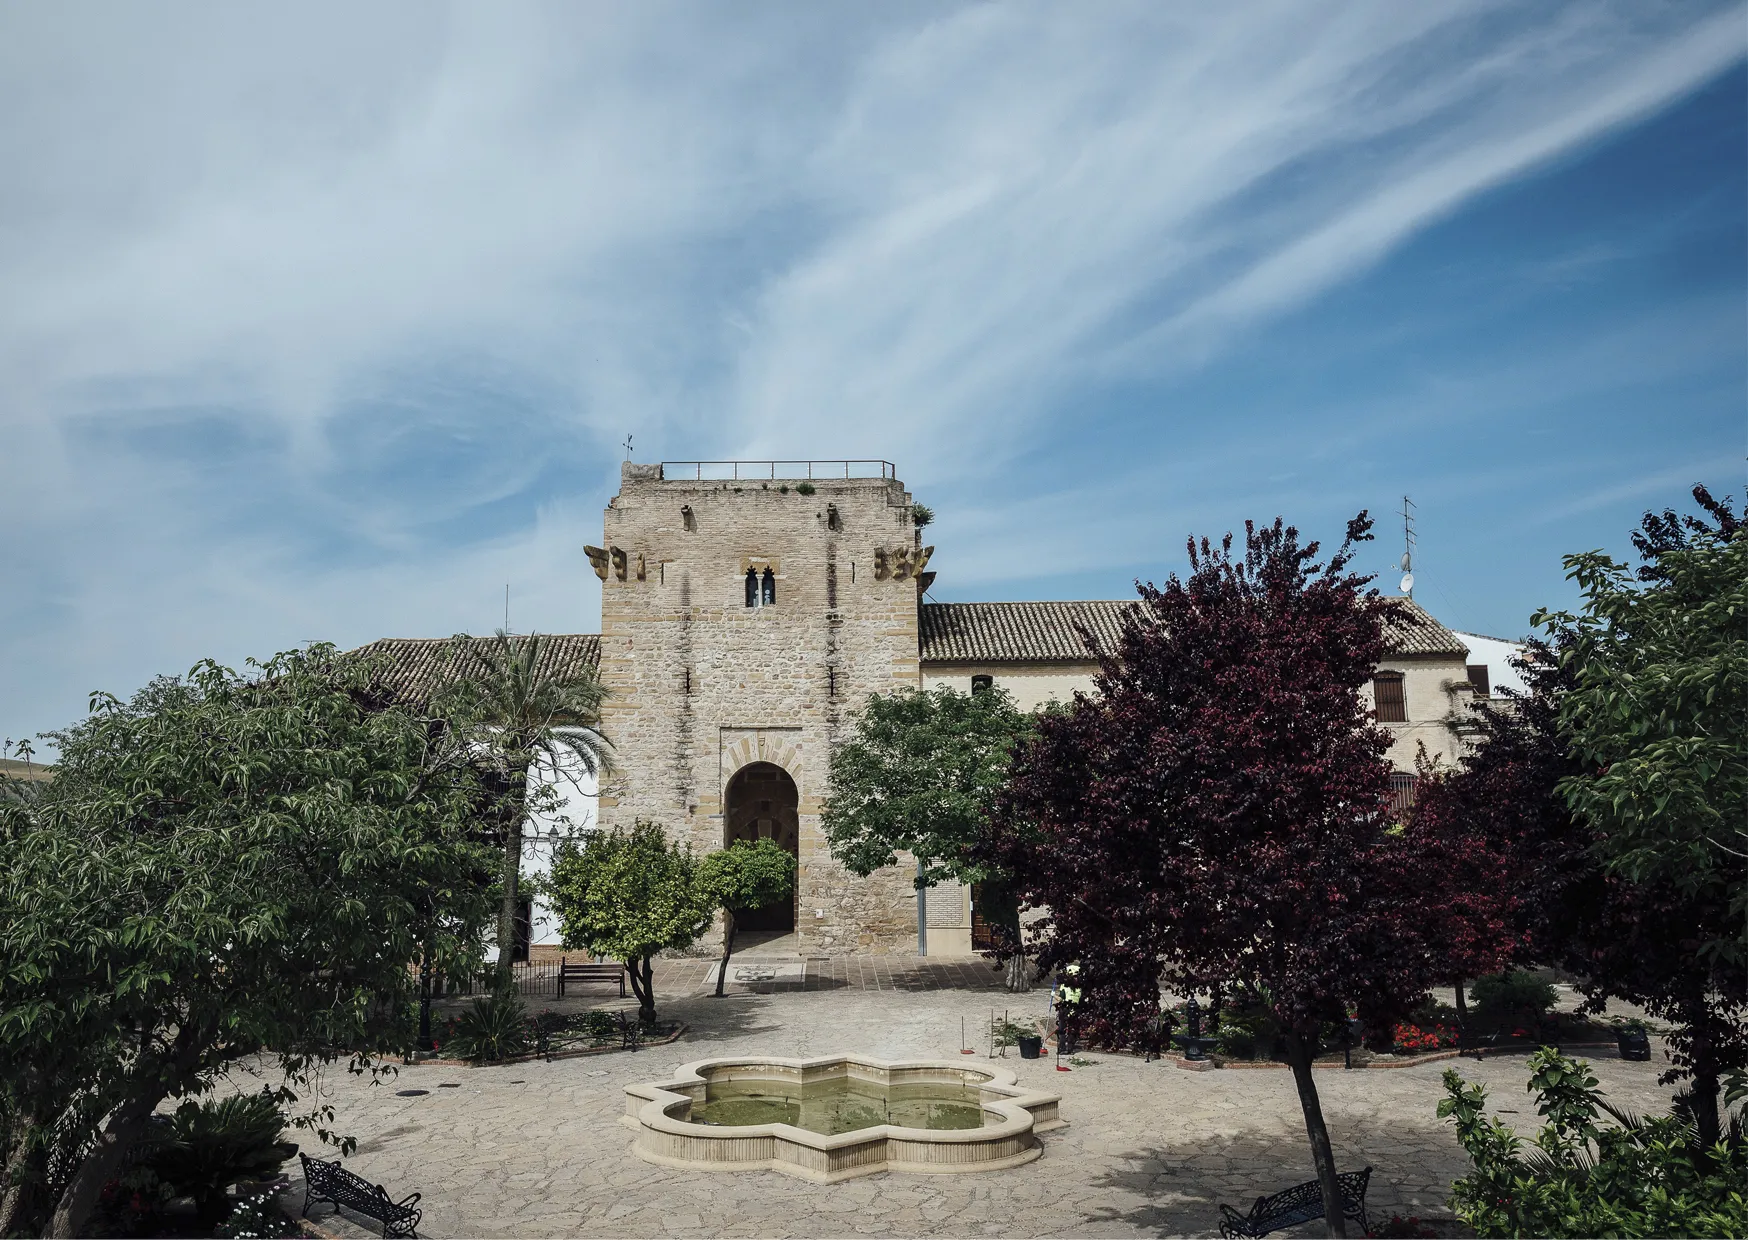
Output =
[{"x1": 1053, "y1": 963, "x2": 1082, "y2": 1054}]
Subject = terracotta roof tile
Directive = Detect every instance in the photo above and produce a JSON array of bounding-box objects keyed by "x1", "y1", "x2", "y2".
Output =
[
  {"x1": 1380, "y1": 599, "x2": 1470, "y2": 657},
  {"x1": 918, "y1": 601, "x2": 1133, "y2": 663},
  {"x1": 351, "y1": 634, "x2": 602, "y2": 708},
  {"x1": 918, "y1": 597, "x2": 1467, "y2": 663}
]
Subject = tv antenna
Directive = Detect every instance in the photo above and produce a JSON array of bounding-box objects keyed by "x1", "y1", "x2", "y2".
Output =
[
  {"x1": 1397, "y1": 495, "x2": 1416, "y2": 597},
  {"x1": 622, "y1": 433, "x2": 634, "y2": 461}
]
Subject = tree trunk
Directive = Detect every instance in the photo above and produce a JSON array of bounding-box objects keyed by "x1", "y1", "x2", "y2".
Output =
[
  {"x1": 48, "y1": 1090, "x2": 161, "y2": 1239},
  {"x1": 1282, "y1": 1030, "x2": 1348, "y2": 1239},
  {"x1": 714, "y1": 911, "x2": 738, "y2": 999},
  {"x1": 1453, "y1": 980, "x2": 1469, "y2": 1027},
  {"x1": 1681, "y1": 1004, "x2": 1721, "y2": 1149},
  {"x1": 0, "y1": 1117, "x2": 41, "y2": 1238},
  {"x1": 495, "y1": 771, "x2": 529, "y2": 992},
  {"x1": 1004, "y1": 952, "x2": 1030, "y2": 993},
  {"x1": 417, "y1": 947, "x2": 433, "y2": 1051},
  {"x1": 626, "y1": 954, "x2": 658, "y2": 1023}
]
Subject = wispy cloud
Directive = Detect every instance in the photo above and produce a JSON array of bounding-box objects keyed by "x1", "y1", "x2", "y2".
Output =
[{"x1": 0, "y1": 1, "x2": 1741, "y2": 743}]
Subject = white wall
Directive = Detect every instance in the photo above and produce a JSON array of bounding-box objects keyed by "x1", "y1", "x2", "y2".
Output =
[
  {"x1": 482, "y1": 747, "x2": 600, "y2": 958},
  {"x1": 1452, "y1": 631, "x2": 1531, "y2": 699},
  {"x1": 922, "y1": 662, "x2": 1098, "y2": 711}
]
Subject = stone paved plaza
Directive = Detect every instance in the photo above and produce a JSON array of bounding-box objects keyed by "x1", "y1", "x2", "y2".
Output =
[{"x1": 278, "y1": 963, "x2": 1671, "y2": 1238}]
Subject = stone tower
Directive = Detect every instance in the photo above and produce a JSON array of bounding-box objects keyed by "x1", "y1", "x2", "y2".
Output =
[{"x1": 590, "y1": 460, "x2": 931, "y2": 954}]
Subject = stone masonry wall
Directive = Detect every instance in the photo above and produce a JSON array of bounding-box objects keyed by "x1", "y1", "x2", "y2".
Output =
[{"x1": 595, "y1": 463, "x2": 926, "y2": 955}]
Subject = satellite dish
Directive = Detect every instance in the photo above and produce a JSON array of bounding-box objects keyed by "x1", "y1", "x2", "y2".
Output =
[
  {"x1": 1400, "y1": 572, "x2": 1415, "y2": 594},
  {"x1": 1400, "y1": 552, "x2": 1411, "y2": 572}
]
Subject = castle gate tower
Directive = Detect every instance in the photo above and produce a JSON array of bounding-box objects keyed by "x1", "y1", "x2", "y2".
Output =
[{"x1": 590, "y1": 460, "x2": 931, "y2": 954}]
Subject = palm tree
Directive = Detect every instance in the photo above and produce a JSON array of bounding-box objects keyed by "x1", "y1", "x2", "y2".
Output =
[{"x1": 443, "y1": 630, "x2": 612, "y2": 990}]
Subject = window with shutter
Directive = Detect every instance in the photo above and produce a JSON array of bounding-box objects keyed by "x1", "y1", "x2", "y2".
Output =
[
  {"x1": 1466, "y1": 664, "x2": 1490, "y2": 697},
  {"x1": 1389, "y1": 773, "x2": 1419, "y2": 819},
  {"x1": 1373, "y1": 674, "x2": 1407, "y2": 722}
]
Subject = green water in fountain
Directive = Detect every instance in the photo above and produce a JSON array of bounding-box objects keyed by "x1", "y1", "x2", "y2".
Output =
[{"x1": 690, "y1": 1078, "x2": 987, "y2": 1134}]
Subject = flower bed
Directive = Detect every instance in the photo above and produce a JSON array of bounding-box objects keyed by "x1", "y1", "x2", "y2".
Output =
[{"x1": 1392, "y1": 1021, "x2": 1460, "y2": 1054}]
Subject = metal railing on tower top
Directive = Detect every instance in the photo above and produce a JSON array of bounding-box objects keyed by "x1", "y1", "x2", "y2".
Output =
[{"x1": 658, "y1": 460, "x2": 897, "y2": 481}]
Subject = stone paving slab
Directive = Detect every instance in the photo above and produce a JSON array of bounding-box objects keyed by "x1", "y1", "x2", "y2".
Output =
[{"x1": 273, "y1": 984, "x2": 1676, "y2": 1238}]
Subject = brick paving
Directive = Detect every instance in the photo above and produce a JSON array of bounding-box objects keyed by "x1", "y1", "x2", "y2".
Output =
[{"x1": 272, "y1": 969, "x2": 1675, "y2": 1239}]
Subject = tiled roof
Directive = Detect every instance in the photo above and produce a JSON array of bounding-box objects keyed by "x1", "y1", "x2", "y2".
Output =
[
  {"x1": 1381, "y1": 599, "x2": 1470, "y2": 657},
  {"x1": 919, "y1": 598, "x2": 1468, "y2": 663},
  {"x1": 919, "y1": 601, "x2": 1134, "y2": 663},
  {"x1": 351, "y1": 634, "x2": 602, "y2": 707}
]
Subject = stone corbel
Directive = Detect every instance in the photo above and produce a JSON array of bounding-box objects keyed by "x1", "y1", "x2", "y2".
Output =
[
  {"x1": 636, "y1": 553, "x2": 647, "y2": 581},
  {"x1": 891, "y1": 546, "x2": 914, "y2": 581},
  {"x1": 913, "y1": 545, "x2": 934, "y2": 574},
  {"x1": 585, "y1": 545, "x2": 610, "y2": 581},
  {"x1": 873, "y1": 548, "x2": 890, "y2": 580},
  {"x1": 611, "y1": 547, "x2": 628, "y2": 580}
]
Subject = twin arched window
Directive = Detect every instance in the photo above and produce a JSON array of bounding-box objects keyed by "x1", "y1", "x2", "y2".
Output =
[{"x1": 745, "y1": 568, "x2": 776, "y2": 608}]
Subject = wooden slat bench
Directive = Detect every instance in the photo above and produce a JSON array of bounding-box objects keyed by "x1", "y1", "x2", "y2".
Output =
[
  {"x1": 1218, "y1": 1166, "x2": 1371, "y2": 1238},
  {"x1": 299, "y1": 1152, "x2": 421, "y2": 1238},
  {"x1": 556, "y1": 957, "x2": 625, "y2": 998}
]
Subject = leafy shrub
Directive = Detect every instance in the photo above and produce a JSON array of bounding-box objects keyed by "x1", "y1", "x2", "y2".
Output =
[
  {"x1": 1470, "y1": 970, "x2": 1558, "y2": 1031},
  {"x1": 93, "y1": 1165, "x2": 175, "y2": 1237},
  {"x1": 443, "y1": 994, "x2": 533, "y2": 1062},
  {"x1": 910, "y1": 502, "x2": 934, "y2": 528},
  {"x1": 795, "y1": 481, "x2": 816, "y2": 495},
  {"x1": 1209, "y1": 1000, "x2": 1280, "y2": 1059},
  {"x1": 581, "y1": 1009, "x2": 619, "y2": 1042},
  {"x1": 1439, "y1": 1048, "x2": 1748, "y2": 1238},
  {"x1": 215, "y1": 1190, "x2": 301, "y2": 1238},
  {"x1": 146, "y1": 1092, "x2": 296, "y2": 1229}
]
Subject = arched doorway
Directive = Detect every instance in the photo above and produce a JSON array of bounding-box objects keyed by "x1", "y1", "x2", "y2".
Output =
[{"x1": 723, "y1": 762, "x2": 799, "y2": 932}]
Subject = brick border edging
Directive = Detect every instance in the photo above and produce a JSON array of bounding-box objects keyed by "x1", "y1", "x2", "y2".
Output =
[
  {"x1": 1205, "y1": 1041, "x2": 1622, "y2": 1071},
  {"x1": 407, "y1": 1023, "x2": 688, "y2": 1069}
]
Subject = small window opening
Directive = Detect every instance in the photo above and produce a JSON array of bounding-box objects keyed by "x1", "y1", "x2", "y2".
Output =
[
  {"x1": 1389, "y1": 772, "x2": 1419, "y2": 820},
  {"x1": 761, "y1": 568, "x2": 776, "y2": 606},
  {"x1": 1372, "y1": 673, "x2": 1407, "y2": 723},
  {"x1": 1465, "y1": 664, "x2": 1490, "y2": 697},
  {"x1": 970, "y1": 674, "x2": 994, "y2": 694},
  {"x1": 745, "y1": 568, "x2": 759, "y2": 608}
]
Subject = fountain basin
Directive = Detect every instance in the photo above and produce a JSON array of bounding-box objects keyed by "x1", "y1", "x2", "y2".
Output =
[{"x1": 623, "y1": 1055, "x2": 1064, "y2": 1182}]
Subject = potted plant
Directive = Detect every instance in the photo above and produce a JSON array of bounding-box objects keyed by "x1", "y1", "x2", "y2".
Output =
[
  {"x1": 1017, "y1": 1028, "x2": 1044, "y2": 1059},
  {"x1": 1613, "y1": 1017, "x2": 1651, "y2": 1061}
]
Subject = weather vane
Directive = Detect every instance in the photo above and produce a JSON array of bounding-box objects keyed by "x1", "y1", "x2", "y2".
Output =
[{"x1": 623, "y1": 433, "x2": 634, "y2": 461}]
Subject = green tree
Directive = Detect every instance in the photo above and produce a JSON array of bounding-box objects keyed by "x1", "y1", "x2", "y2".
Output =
[
  {"x1": 0, "y1": 647, "x2": 497, "y2": 1238},
  {"x1": 1534, "y1": 499, "x2": 1747, "y2": 1142},
  {"x1": 822, "y1": 684, "x2": 1038, "y2": 990},
  {"x1": 546, "y1": 821, "x2": 712, "y2": 1021},
  {"x1": 1537, "y1": 521, "x2": 1746, "y2": 967},
  {"x1": 1439, "y1": 1048, "x2": 1748, "y2": 1238},
  {"x1": 440, "y1": 629, "x2": 612, "y2": 990},
  {"x1": 698, "y1": 840, "x2": 797, "y2": 998}
]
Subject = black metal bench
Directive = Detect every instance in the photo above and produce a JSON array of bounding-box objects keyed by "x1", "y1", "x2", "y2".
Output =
[
  {"x1": 1218, "y1": 1166, "x2": 1371, "y2": 1238},
  {"x1": 300, "y1": 1152, "x2": 422, "y2": 1238},
  {"x1": 556, "y1": 957, "x2": 625, "y2": 998}
]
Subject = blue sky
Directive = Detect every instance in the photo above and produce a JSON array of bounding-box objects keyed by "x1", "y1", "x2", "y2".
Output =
[{"x1": 2, "y1": 2, "x2": 1744, "y2": 752}]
